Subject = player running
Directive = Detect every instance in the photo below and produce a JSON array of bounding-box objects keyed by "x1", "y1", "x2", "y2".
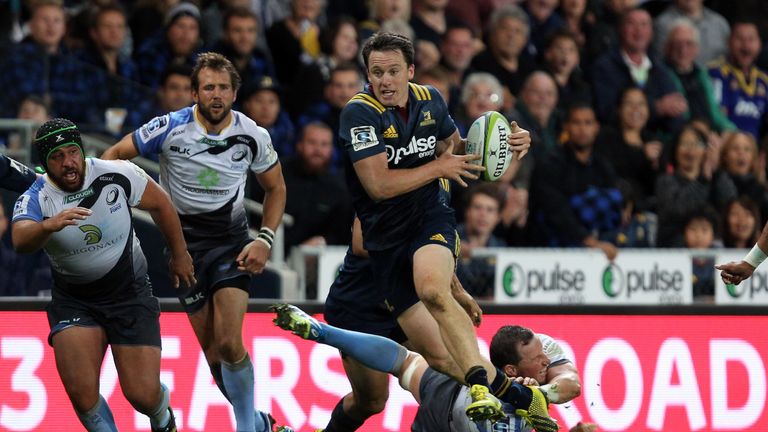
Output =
[
  {"x1": 103, "y1": 52, "x2": 286, "y2": 432},
  {"x1": 12, "y1": 118, "x2": 195, "y2": 432}
]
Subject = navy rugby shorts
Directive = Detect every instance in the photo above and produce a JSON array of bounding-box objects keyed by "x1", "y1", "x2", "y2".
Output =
[
  {"x1": 46, "y1": 275, "x2": 161, "y2": 347},
  {"x1": 178, "y1": 239, "x2": 252, "y2": 314},
  {"x1": 369, "y1": 206, "x2": 460, "y2": 317}
]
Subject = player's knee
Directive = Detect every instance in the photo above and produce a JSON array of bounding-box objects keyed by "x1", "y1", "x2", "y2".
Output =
[
  {"x1": 417, "y1": 285, "x2": 451, "y2": 312},
  {"x1": 420, "y1": 351, "x2": 453, "y2": 375},
  {"x1": 351, "y1": 393, "x2": 387, "y2": 416},
  {"x1": 66, "y1": 385, "x2": 100, "y2": 413},
  {"x1": 216, "y1": 337, "x2": 245, "y2": 362},
  {"x1": 122, "y1": 383, "x2": 160, "y2": 414}
]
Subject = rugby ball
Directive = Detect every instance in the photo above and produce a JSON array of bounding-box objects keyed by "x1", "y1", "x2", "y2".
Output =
[{"x1": 465, "y1": 111, "x2": 513, "y2": 182}]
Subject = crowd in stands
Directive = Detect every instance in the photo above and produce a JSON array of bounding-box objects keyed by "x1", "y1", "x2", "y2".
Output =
[{"x1": 3, "y1": 0, "x2": 768, "y2": 301}]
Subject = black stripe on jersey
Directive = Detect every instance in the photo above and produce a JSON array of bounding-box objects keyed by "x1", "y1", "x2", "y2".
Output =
[
  {"x1": 78, "y1": 173, "x2": 132, "y2": 209},
  {"x1": 189, "y1": 134, "x2": 259, "y2": 159}
]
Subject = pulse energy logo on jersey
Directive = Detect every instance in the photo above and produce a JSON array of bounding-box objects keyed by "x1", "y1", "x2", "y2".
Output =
[
  {"x1": 79, "y1": 225, "x2": 102, "y2": 245},
  {"x1": 386, "y1": 136, "x2": 437, "y2": 165}
]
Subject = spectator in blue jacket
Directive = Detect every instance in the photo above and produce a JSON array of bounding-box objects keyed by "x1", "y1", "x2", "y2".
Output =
[
  {"x1": 0, "y1": 1, "x2": 107, "y2": 125},
  {"x1": 591, "y1": 7, "x2": 687, "y2": 139}
]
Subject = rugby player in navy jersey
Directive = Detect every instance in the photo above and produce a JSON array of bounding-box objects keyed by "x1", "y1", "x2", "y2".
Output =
[
  {"x1": 12, "y1": 118, "x2": 195, "y2": 432},
  {"x1": 339, "y1": 32, "x2": 532, "y2": 423},
  {"x1": 321, "y1": 180, "x2": 483, "y2": 431},
  {"x1": 103, "y1": 52, "x2": 286, "y2": 432}
]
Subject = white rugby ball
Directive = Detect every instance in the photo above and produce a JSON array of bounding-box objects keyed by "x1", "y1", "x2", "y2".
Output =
[{"x1": 465, "y1": 111, "x2": 513, "y2": 182}]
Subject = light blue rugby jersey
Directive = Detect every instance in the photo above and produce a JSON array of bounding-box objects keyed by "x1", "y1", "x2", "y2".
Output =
[
  {"x1": 132, "y1": 105, "x2": 278, "y2": 250},
  {"x1": 12, "y1": 159, "x2": 149, "y2": 299}
]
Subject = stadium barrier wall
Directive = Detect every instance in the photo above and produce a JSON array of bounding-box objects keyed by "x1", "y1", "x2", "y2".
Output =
[
  {"x1": 1, "y1": 300, "x2": 767, "y2": 431},
  {"x1": 302, "y1": 246, "x2": 767, "y2": 304}
]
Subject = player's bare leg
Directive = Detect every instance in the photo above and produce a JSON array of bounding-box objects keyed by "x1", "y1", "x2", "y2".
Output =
[
  {"x1": 113, "y1": 344, "x2": 175, "y2": 431},
  {"x1": 397, "y1": 301, "x2": 463, "y2": 381},
  {"x1": 322, "y1": 356, "x2": 390, "y2": 431},
  {"x1": 52, "y1": 326, "x2": 116, "y2": 431}
]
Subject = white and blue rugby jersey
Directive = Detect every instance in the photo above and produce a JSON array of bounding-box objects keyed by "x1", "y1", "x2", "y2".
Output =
[
  {"x1": 132, "y1": 105, "x2": 278, "y2": 250},
  {"x1": 12, "y1": 158, "x2": 149, "y2": 300}
]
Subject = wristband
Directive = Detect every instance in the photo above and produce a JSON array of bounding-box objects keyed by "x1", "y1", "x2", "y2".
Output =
[
  {"x1": 259, "y1": 227, "x2": 275, "y2": 239},
  {"x1": 744, "y1": 244, "x2": 767, "y2": 268},
  {"x1": 539, "y1": 383, "x2": 560, "y2": 403},
  {"x1": 255, "y1": 236, "x2": 272, "y2": 249}
]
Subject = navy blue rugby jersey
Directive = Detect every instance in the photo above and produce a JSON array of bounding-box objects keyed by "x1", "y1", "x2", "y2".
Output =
[{"x1": 340, "y1": 83, "x2": 458, "y2": 251}]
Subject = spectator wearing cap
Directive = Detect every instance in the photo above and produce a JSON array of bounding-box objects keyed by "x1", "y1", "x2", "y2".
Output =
[
  {"x1": 242, "y1": 76, "x2": 296, "y2": 158},
  {"x1": 0, "y1": 0, "x2": 107, "y2": 125},
  {"x1": 135, "y1": 2, "x2": 203, "y2": 89},
  {"x1": 212, "y1": 7, "x2": 275, "y2": 104}
]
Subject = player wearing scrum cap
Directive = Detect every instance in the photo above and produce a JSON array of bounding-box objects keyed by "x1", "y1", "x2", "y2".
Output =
[
  {"x1": 11, "y1": 118, "x2": 195, "y2": 432},
  {"x1": 339, "y1": 31, "x2": 531, "y2": 423}
]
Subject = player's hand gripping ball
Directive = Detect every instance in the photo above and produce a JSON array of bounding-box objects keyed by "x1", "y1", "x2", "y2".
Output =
[{"x1": 465, "y1": 111, "x2": 513, "y2": 182}]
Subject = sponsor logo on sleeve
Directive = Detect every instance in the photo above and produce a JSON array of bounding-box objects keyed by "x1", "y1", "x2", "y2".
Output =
[
  {"x1": 13, "y1": 195, "x2": 30, "y2": 218},
  {"x1": 350, "y1": 126, "x2": 379, "y2": 151},
  {"x1": 139, "y1": 115, "x2": 169, "y2": 141}
]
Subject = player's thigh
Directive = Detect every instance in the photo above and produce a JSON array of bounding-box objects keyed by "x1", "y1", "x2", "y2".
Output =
[
  {"x1": 51, "y1": 326, "x2": 108, "y2": 409},
  {"x1": 342, "y1": 356, "x2": 390, "y2": 409},
  {"x1": 187, "y1": 300, "x2": 216, "y2": 354},
  {"x1": 112, "y1": 344, "x2": 162, "y2": 407},
  {"x1": 412, "y1": 244, "x2": 455, "y2": 296}
]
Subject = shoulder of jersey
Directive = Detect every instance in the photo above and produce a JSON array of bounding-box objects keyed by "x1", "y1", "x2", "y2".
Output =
[
  {"x1": 408, "y1": 82, "x2": 434, "y2": 102},
  {"x1": 346, "y1": 91, "x2": 386, "y2": 114}
]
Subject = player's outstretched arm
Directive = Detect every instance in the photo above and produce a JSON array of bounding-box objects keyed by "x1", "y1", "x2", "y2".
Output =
[
  {"x1": 542, "y1": 362, "x2": 582, "y2": 404},
  {"x1": 716, "y1": 220, "x2": 768, "y2": 285},
  {"x1": 102, "y1": 133, "x2": 139, "y2": 160},
  {"x1": 137, "y1": 178, "x2": 196, "y2": 288},
  {"x1": 12, "y1": 207, "x2": 92, "y2": 253}
]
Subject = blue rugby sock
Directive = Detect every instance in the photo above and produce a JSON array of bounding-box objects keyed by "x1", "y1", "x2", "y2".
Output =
[
  {"x1": 148, "y1": 383, "x2": 171, "y2": 430},
  {"x1": 320, "y1": 323, "x2": 407, "y2": 375},
  {"x1": 222, "y1": 353, "x2": 260, "y2": 432},
  {"x1": 77, "y1": 395, "x2": 118, "y2": 432}
]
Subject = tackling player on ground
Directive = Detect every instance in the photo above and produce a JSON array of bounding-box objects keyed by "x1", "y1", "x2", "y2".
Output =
[
  {"x1": 104, "y1": 52, "x2": 287, "y2": 432},
  {"x1": 273, "y1": 304, "x2": 561, "y2": 432},
  {"x1": 12, "y1": 118, "x2": 195, "y2": 432}
]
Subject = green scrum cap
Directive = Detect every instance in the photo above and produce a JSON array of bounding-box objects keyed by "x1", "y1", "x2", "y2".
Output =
[{"x1": 33, "y1": 118, "x2": 84, "y2": 171}]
